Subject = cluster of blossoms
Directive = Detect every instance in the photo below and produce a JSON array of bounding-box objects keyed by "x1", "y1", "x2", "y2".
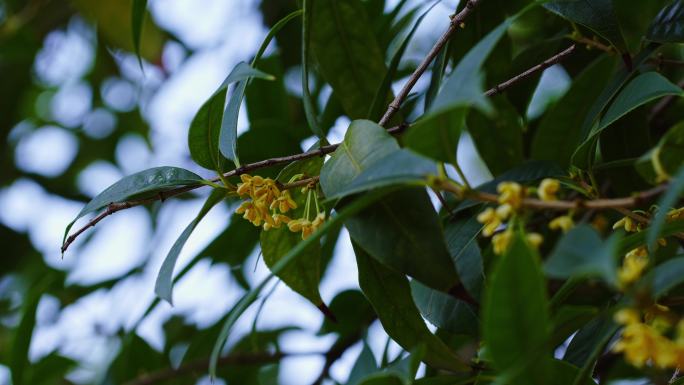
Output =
[
  {"x1": 613, "y1": 306, "x2": 684, "y2": 368},
  {"x1": 235, "y1": 174, "x2": 326, "y2": 239},
  {"x1": 476, "y1": 178, "x2": 572, "y2": 254},
  {"x1": 613, "y1": 207, "x2": 684, "y2": 288}
]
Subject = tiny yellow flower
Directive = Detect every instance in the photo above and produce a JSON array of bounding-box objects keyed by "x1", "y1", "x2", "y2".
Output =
[
  {"x1": 270, "y1": 190, "x2": 297, "y2": 213},
  {"x1": 615, "y1": 308, "x2": 640, "y2": 326},
  {"x1": 613, "y1": 216, "x2": 638, "y2": 232},
  {"x1": 617, "y1": 250, "x2": 649, "y2": 288},
  {"x1": 549, "y1": 215, "x2": 574, "y2": 233},
  {"x1": 668, "y1": 207, "x2": 684, "y2": 221},
  {"x1": 497, "y1": 182, "x2": 524, "y2": 209},
  {"x1": 526, "y1": 232, "x2": 543, "y2": 249},
  {"x1": 537, "y1": 178, "x2": 560, "y2": 201},
  {"x1": 287, "y1": 218, "x2": 310, "y2": 233},
  {"x1": 477, "y1": 208, "x2": 501, "y2": 237},
  {"x1": 495, "y1": 203, "x2": 513, "y2": 220},
  {"x1": 492, "y1": 229, "x2": 513, "y2": 255}
]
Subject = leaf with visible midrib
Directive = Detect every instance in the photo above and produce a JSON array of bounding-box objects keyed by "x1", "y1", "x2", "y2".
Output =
[
  {"x1": 310, "y1": 0, "x2": 389, "y2": 119},
  {"x1": 354, "y1": 243, "x2": 470, "y2": 373},
  {"x1": 647, "y1": 0, "x2": 684, "y2": 43},
  {"x1": 188, "y1": 62, "x2": 273, "y2": 171},
  {"x1": 63, "y1": 166, "x2": 204, "y2": 246}
]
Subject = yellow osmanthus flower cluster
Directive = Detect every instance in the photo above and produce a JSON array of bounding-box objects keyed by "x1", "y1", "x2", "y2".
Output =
[
  {"x1": 617, "y1": 246, "x2": 649, "y2": 288},
  {"x1": 476, "y1": 181, "x2": 543, "y2": 254},
  {"x1": 235, "y1": 174, "x2": 326, "y2": 239},
  {"x1": 613, "y1": 306, "x2": 684, "y2": 369}
]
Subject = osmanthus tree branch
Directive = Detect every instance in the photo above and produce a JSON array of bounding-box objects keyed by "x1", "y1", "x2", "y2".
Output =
[
  {"x1": 121, "y1": 351, "x2": 321, "y2": 385},
  {"x1": 378, "y1": 0, "x2": 481, "y2": 126},
  {"x1": 62, "y1": 44, "x2": 578, "y2": 253}
]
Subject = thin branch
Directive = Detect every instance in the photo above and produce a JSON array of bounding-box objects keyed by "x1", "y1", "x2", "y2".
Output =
[
  {"x1": 62, "y1": 44, "x2": 579, "y2": 253},
  {"x1": 122, "y1": 351, "x2": 319, "y2": 385},
  {"x1": 439, "y1": 181, "x2": 669, "y2": 211},
  {"x1": 378, "y1": 0, "x2": 482, "y2": 126},
  {"x1": 484, "y1": 45, "x2": 576, "y2": 97}
]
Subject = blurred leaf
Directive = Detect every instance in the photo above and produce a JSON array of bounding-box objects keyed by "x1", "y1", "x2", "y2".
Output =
[
  {"x1": 260, "y1": 156, "x2": 325, "y2": 308},
  {"x1": 483, "y1": 232, "x2": 551, "y2": 384},
  {"x1": 329, "y1": 149, "x2": 438, "y2": 199},
  {"x1": 410, "y1": 280, "x2": 479, "y2": 336},
  {"x1": 543, "y1": 0, "x2": 627, "y2": 52},
  {"x1": 319, "y1": 290, "x2": 375, "y2": 338},
  {"x1": 71, "y1": 0, "x2": 164, "y2": 60},
  {"x1": 310, "y1": 0, "x2": 389, "y2": 119},
  {"x1": 444, "y1": 216, "x2": 484, "y2": 300},
  {"x1": 466, "y1": 96, "x2": 524, "y2": 176},
  {"x1": 637, "y1": 121, "x2": 684, "y2": 184},
  {"x1": 24, "y1": 354, "x2": 77, "y2": 385},
  {"x1": 424, "y1": 43, "x2": 449, "y2": 112},
  {"x1": 155, "y1": 189, "x2": 225, "y2": 304},
  {"x1": 619, "y1": 218, "x2": 684, "y2": 253},
  {"x1": 646, "y1": 166, "x2": 684, "y2": 251},
  {"x1": 258, "y1": 364, "x2": 279, "y2": 385},
  {"x1": 550, "y1": 306, "x2": 598, "y2": 347},
  {"x1": 614, "y1": 0, "x2": 669, "y2": 51},
  {"x1": 63, "y1": 166, "x2": 204, "y2": 245},
  {"x1": 640, "y1": 256, "x2": 684, "y2": 298},
  {"x1": 188, "y1": 63, "x2": 272, "y2": 171},
  {"x1": 544, "y1": 225, "x2": 620, "y2": 287},
  {"x1": 563, "y1": 312, "x2": 617, "y2": 368},
  {"x1": 647, "y1": 0, "x2": 684, "y2": 43},
  {"x1": 131, "y1": 0, "x2": 147, "y2": 66},
  {"x1": 532, "y1": 55, "x2": 616, "y2": 167},
  {"x1": 353, "y1": 243, "x2": 470, "y2": 372},
  {"x1": 548, "y1": 359, "x2": 597, "y2": 385},
  {"x1": 347, "y1": 342, "x2": 379, "y2": 385},
  {"x1": 302, "y1": 0, "x2": 323, "y2": 136},
  {"x1": 404, "y1": 108, "x2": 466, "y2": 164}
]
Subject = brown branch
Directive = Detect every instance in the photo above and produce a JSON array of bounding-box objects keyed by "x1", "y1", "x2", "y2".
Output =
[
  {"x1": 439, "y1": 181, "x2": 669, "y2": 211},
  {"x1": 378, "y1": 0, "x2": 482, "y2": 126},
  {"x1": 61, "y1": 44, "x2": 578, "y2": 253},
  {"x1": 484, "y1": 45, "x2": 576, "y2": 97},
  {"x1": 571, "y1": 34, "x2": 613, "y2": 54},
  {"x1": 122, "y1": 351, "x2": 318, "y2": 385}
]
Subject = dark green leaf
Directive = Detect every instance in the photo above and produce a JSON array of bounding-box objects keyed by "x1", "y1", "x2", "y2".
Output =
[
  {"x1": 544, "y1": 225, "x2": 620, "y2": 287},
  {"x1": 155, "y1": 189, "x2": 225, "y2": 304},
  {"x1": 131, "y1": 0, "x2": 147, "y2": 66},
  {"x1": 410, "y1": 280, "x2": 479, "y2": 336},
  {"x1": 319, "y1": 290, "x2": 375, "y2": 338},
  {"x1": 310, "y1": 0, "x2": 389, "y2": 119},
  {"x1": 444, "y1": 216, "x2": 484, "y2": 300},
  {"x1": 647, "y1": 0, "x2": 684, "y2": 43},
  {"x1": 353, "y1": 243, "x2": 470, "y2": 372},
  {"x1": 641, "y1": 256, "x2": 684, "y2": 298},
  {"x1": 347, "y1": 342, "x2": 378, "y2": 385},
  {"x1": 302, "y1": 0, "x2": 323, "y2": 136},
  {"x1": 647, "y1": 166, "x2": 684, "y2": 251},
  {"x1": 63, "y1": 166, "x2": 204, "y2": 245},
  {"x1": 563, "y1": 312, "x2": 617, "y2": 370},
  {"x1": 329, "y1": 149, "x2": 438, "y2": 199},
  {"x1": 543, "y1": 0, "x2": 627, "y2": 52},
  {"x1": 619, "y1": 218, "x2": 684, "y2": 253},
  {"x1": 404, "y1": 108, "x2": 466, "y2": 164},
  {"x1": 532, "y1": 55, "x2": 616, "y2": 167},
  {"x1": 637, "y1": 121, "x2": 684, "y2": 184},
  {"x1": 550, "y1": 306, "x2": 599, "y2": 347},
  {"x1": 466, "y1": 96, "x2": 524, "y2": 176},
  {"x1": 189, "y1": 63, "x2": 273, "y2": 170},
  {"x1": 483, "y1": 232, "x2": 551, "y2": 384}
]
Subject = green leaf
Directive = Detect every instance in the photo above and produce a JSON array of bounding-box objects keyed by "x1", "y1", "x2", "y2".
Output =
[
  {"x1": 532, "y1": 55, "x2": 617, "y2": 167},
  {"x1": 345, "y1": 188, "x2": 459, "y2": 291},
  {"x1": 647, "y1": 166, "x2": 684, "y2": 251},
  {"x1": 131, "y1": 0, "x2": 147, "y2": 67},
  {"x1": 410, "y1": 280, "x2": 479, "y2": 336},
  {"x1": 320, "y1": 120, "x2": 399, "y2": 197},
  {"x1": 647, "y1": 0, "x2": 684, "y2": 43},
  {"x1": 641, "y1": 256, "x2": 684, "y2": 298},
  {"x1": 353, "y1": 243, "x2": 470, "y2": 372},
  {"x1": 563, "y1": 312, "x2": 617, "y2": 372},
  {"x1": 600, "y1": 72, "x2": 682, "y2": 129},
  {"x1": 466, "y1": 96, "x2": 524, "y2": 176},
  {"x1": 210, "y1": 189, "x2": 388, "y2": 379},
  {"x1": 637, "y1": 121, "x2": 684, "y2": 184},
  {"x1": 260, "y1": 156, "x2": 325, "y2": 307},
  {"x1": 310, "y1": 0, "x2": 389, "y2": 119},
  {"x1": 404, "y1": 108, "x2": 466, "y2": 164},
  {"x1": 551, "y1": 306, "x2": 599, "y2": 348},
  {"x1": 320, "y1": 120, "x2": 459, "y2": 291},
  {"x1": 619, "y1": 218, "x2": 684, "y2": 253},
  {"x1": 483, "y1": 232, "x2": 551, "y2": 384},
  {"x1": 188, "y1": 63, "x2": 273, "y2": 171},
  {"x1": 319, "y1": 290, "x2": 375, "y2": 338},
  {"x1": 548, "y1": 359, "x2": 597, "y2": 385},
  {"x1": 543, "y1": 0, "x2": 627, "y2": 52},
  {"x1": 329, "y1": 149, "x2": 438, "y2": 199},
  {"x1": 63, "y1": 166, "x2": 204, "y2": 245},
  {"x1": 444, "y1": 216, "x2": 484, "y2": 300},
  {"x1": 347, "y1": 343, "x2": 379, "y2": 385},
  {"x1": 544, "y1": 225, "x2": 620, "y2": 287},
  {"x1": 154, "y1": 189, "x2": 225, "y2": 305}
]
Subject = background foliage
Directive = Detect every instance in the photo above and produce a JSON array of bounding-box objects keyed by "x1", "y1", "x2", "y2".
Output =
[{"x1": 2, "y1": 0, "x2": 684, "y2": 384}]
